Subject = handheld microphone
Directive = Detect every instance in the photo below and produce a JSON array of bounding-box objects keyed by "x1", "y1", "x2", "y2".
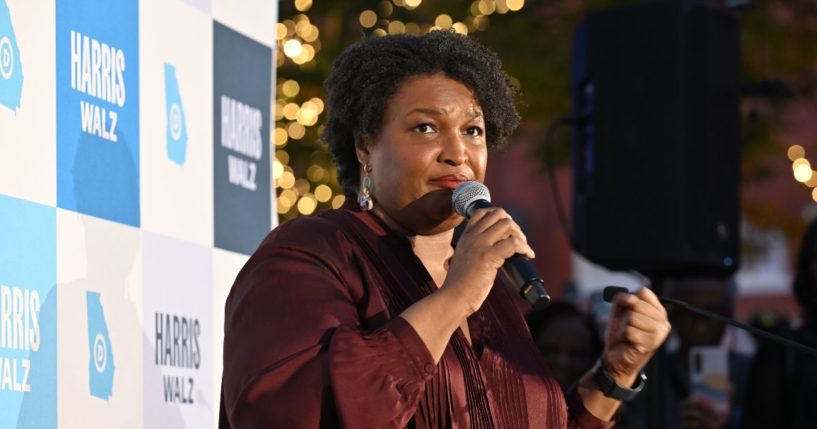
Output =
[
  {"x1": 452, "y1": 182, "x2": 551, "y2": 310},
  {"x1": 603, "y1": 286, "x2": 817, "y2": 357}
]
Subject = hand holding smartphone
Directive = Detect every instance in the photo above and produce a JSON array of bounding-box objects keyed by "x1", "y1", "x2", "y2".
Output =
[{"x1": 689, "y1": 346, "x2": 731, "y2": 415}]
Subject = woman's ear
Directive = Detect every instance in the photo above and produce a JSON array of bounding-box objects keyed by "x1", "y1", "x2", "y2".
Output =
[{"x1": 355, "y1": 135, "x2": 371, "y2": 166}]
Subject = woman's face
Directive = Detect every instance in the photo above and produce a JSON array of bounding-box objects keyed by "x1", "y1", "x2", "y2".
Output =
[{"x1": 357, "y1": 74, "x2": 488, "y2": 235}]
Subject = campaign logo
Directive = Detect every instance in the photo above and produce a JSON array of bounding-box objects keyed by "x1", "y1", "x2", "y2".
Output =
[
  {"x1": 164, "y1": 63, "x2": 188, "y2": 166},
  {"x1": 0, "y1": 195, "x2": 56, "y2": 428},
  {"x1": 86, "y1": 291, "x2": 114, "y2": 400},
  {"x1": 213, "y1": 22, "x2": 272, "y2": 255},
  {"x1": 142, "y1": 232, "x2": 213, "y2": 427},
  {"x1": 56, "y1": 0, "x2": 140, "y2": 227},
  {"x1": 155, "y1": 312, "x2": 201, "y2": 404},
  {"x1": 0, "y1": 0, "x2": 23, "y2": 111}
]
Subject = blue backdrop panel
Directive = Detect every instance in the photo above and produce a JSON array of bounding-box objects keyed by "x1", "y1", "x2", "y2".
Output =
[
  {"x1": 0, "y1": 194, "x2": 57, "y2": 428},
  {"x1": 213, "y1": 21, "x2": 271, "y2": 255},
  {"x1": 56, "y1": 0, "x2": 141, "y2": 227}
]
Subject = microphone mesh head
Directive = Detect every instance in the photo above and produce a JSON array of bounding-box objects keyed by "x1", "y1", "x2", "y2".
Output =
[{"x1": 452, "y1": 181, "x2": 491, "y2": 217}]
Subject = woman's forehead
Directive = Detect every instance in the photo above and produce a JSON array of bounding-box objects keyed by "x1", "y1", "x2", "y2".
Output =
[{"x1": 388, "y1": 74, "x2": 483, "y2": 115}]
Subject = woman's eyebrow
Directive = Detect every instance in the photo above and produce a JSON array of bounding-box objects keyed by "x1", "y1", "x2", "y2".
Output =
[{"x1": 405, "y1": 108, "x2": 484, "y2": 119}]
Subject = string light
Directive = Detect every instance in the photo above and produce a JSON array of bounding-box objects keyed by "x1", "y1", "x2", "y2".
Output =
[
  {"x1": 380, "y1": 1, "x2": 393, "y2": 17},
  {"x1": 295, "y1": 178, "x2": 311, "y2": 195},
  {"x1": 276, "y1": 150, "x2": 290, "y2": 165},
  {"x1": 283, "y1": 39, "x2": 303, "y2": 58},
  {"x1": 806, "y1": 173, "x2": 817, "y2": 188},
  {"x1": 276, "y1": 23, "x2": 288, "y2": 40},
  {"x1": 360, "y1": 10, "x2": 378, "y2": 28},
  {"x1": 283, "y1": 103, "x2": 299, "y2": 120},
  {"x1": 307, "y1": 165, "x2": 327, "y2": 182},
  {"x1": 435, "y1": 14, "x2": 453, "y2": 29},
  {"x1": 287, "y1": 122, "x2": 306, "y2": 140},
  {"x1": 793, "y1": 158, "x2": 810, "y2": 171},
  {"x1": 297, "y1": 194, "x2": 318, "y2": 215},
  {"x1": 794, "y1": 158, "x2": 813, "y2": 182},
  {"x1": 273, "y1": 159, "x2": 285, "y2": 180},
  {"x1": 315, "y1": 184, "x2": 333, "y2": 202},
  {"x1": 281, "y1": 80, "x2": 300, "y2": 97},
  {"x1": 274, "y1": 127, "x2": 288, "y2": 147},
  {"x1": 332, "y1": 195, "x2": 346, "y2": 209},
  {"x1": 278, "y1": 170, "x2": 296, "y2": 189},
  {"x1": 294, "y1": 0, "x2": 312, "y2": 12},
  {"x1": 281, "y1": 189, "x2": 298, "y2": 205},
  {"x1": 788, "y1": 145, "x2": 805, "y2": 161},
  {"x1": 274, "y1": 101, "x2": 285, "y2": 120},
  {"x1": 478, "y1": 0, "x2": 496, "y2": 15},
  {"x1": 507, "y1": 0, "x2": 525, "y2": 11},
  {"x1": 388, "y1": 20, "x2": 406, "y2": 34}
]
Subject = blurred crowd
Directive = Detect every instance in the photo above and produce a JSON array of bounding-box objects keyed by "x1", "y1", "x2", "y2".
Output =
[{"x1": 526, "y1": 220, "x2": 817, "y2": 429}]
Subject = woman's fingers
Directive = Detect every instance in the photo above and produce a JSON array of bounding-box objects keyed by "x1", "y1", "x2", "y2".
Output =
[
  {"x1": 605, "y1": 287, "x2": 671, "y2": 376},
  {"x1": 464, "y1": 208, "x2": 534, "y2": 259}
]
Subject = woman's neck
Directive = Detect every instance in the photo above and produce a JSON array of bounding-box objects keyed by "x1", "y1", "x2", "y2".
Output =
[{"x1": 370, "y1": 204, "x2": 454, "y2": 283}]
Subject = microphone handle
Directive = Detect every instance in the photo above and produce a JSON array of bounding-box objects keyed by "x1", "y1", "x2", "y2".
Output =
[
  {"x1": 465, "y1": 199, "x2": 551, "y2": 309},
  {"x1": 604, "y1": 286, "x2": 817, "y2": 358},
  {"x1": 502, "y1": 254, "x2": 551, "y2": 310}
]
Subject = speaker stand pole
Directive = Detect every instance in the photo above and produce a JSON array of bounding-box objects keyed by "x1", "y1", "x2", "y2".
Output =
[{"x1": 647, "y1": 276, "x2": 665, "y2": 429}]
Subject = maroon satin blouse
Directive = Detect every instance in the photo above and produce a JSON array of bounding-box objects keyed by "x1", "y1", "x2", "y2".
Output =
[{"x1": 221, "y1": 205, "x2": 613, "y2": 428}]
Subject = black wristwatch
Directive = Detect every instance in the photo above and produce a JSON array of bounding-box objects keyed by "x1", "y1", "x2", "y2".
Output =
[{"x1": 591, "y1": 359, "x2": 646, "y2": 401}]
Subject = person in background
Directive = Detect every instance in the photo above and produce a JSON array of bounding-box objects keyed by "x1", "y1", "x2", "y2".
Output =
[
  {"x1": 617, "y1": 277, "x2": 751, "y2": 429},
  {"x1": 743, "y1": 220, "x2": 817, "y2": 429},
  {"x1": 527, "y1": 300, "x2": 604, "y2": 392}
]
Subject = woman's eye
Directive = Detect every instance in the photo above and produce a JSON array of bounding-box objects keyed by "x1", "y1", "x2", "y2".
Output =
[
  {"x1": 415, "y1": 124, "x2": 435, "y2": 134},
  {"x1": 465, "y1": 126, "x2": 484, "y2": 137}
]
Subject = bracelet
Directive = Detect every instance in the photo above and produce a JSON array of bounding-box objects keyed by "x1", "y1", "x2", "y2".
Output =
[{"x1": 591, "y1": 359, "x2": 647, "y2": 401}]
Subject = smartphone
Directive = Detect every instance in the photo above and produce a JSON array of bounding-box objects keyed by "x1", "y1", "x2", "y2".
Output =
[{"x1": 689, "y1": 346, "x2": 731, "y2": 415}]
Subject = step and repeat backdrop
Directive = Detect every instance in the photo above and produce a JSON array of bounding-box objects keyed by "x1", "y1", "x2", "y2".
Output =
[{"x1": 0, "y1": 0, "x2": 278, "y2": 427}]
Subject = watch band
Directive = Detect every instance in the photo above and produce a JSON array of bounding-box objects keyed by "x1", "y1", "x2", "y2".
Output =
[{"x1": 591, "y1": 359, "x2": 647, "y2": 401}]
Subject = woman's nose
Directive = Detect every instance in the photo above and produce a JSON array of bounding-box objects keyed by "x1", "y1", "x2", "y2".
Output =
[{"x1": 440, "y1": 132, "x2": 467, "y2": 165}]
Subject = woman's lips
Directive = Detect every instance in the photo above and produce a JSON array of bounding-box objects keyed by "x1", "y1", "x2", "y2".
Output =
[{"x1": 430, "y1": 175, "x2": 470, "y2": 190}]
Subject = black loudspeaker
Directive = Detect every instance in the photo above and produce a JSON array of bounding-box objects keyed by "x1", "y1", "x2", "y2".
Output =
[{"x1": 571, "y1": 1, "x2": 740, "y2": 276}]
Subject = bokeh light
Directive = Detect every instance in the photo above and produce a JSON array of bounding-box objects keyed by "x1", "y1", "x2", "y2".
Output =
[
  {"x1": 332, "y1": 195, "x2": 346, "y2": 209},
  {"x1": 297, "y1": 194, "x2": 318, "y2": 215},
  {"x1": 435, "y1": 14, "x2": 453, "y2": 29},
  {"x1": 359, "y1": 10, "x2": 377, "y2": 28},
  {"x1": 794, "y1": 163, "x2": 813, "y2": 182},
  {"x1": 294, "y1": 0, "x2": 312, "y2": 12},
  {"x1": 507, "y1": 0, "x2": 525, "y2": 12},
  {"x1": 315, "y1": 184, "x2": 333, "y2": 202},
  {"x1": 788, "y1": 144, "x2": 805, "y2": 161},
  {"x1": 287, "y1": 122, "x2": 306, "y2": 140},
  {"x1": 281, "y1": 80, "x2": 300, "y2": 98},
  {"x1": 283, "y1": 39, "x2": 303, "y2": 58},
  {"x1": 274, "y1": 127, "x2": 288, "y2": 147}
]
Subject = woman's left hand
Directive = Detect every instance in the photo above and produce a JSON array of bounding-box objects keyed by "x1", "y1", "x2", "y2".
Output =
[{"x1": 603, "y1": 287, "x2": 671, "y2": 384}]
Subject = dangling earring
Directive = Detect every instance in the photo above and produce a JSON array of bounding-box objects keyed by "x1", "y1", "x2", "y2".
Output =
[{"x1": 358, "y1": 164, "x2": 374, "y2": 211}]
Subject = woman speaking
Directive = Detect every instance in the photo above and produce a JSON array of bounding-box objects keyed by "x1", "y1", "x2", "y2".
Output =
[{"x1": 221, "y1": 30, "x2": 670, "y2": 428}]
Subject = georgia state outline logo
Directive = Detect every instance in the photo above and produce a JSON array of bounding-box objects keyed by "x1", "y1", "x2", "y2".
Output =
[{"x1": 0, "y1": 0, "x2": 24, "y2": 111}]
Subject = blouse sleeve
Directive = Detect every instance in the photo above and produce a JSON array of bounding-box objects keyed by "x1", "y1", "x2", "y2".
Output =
[{"x1": 221, "y1": 224, "x2": 436, "y2": 428}]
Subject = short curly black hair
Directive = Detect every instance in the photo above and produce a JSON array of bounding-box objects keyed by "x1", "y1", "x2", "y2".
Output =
[{"x1": 321, "y1": 30, "x2": 520, "y2": 197}]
